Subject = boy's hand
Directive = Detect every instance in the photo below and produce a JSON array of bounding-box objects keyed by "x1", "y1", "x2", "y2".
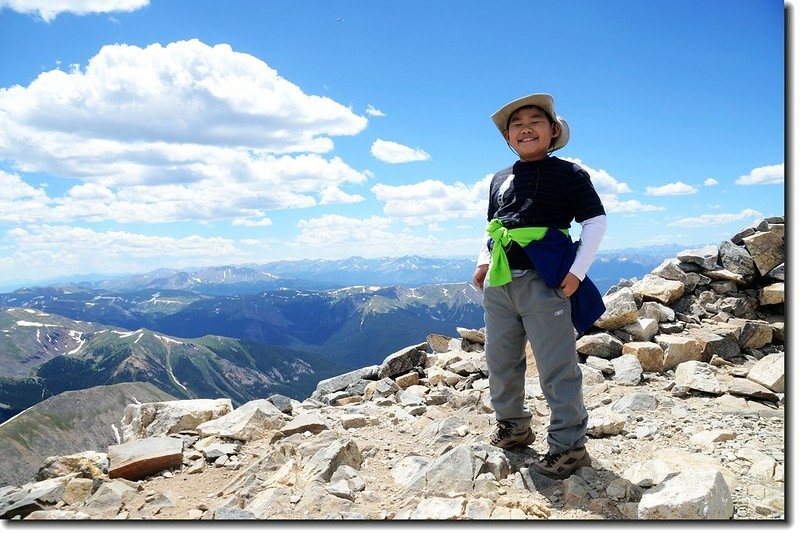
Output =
[
  {"x1": 472, "y1": 265, "x2": 489, "y2": 290},
  {"x1": 560, "y1": 272, "x2": 580, "y2": 298}
]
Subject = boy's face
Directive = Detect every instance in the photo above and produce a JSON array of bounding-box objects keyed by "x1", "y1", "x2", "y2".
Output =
[{"x1": 503, "y1": 106, "x2": 560, "y2": 161}]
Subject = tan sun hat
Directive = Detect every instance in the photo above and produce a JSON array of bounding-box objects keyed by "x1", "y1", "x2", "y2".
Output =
[{"x1": 490, "y1": 93, "x2": 570, "y2": 151}]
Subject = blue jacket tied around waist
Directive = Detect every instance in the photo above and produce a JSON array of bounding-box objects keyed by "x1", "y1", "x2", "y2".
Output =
[{"x1": 488, "y1": 228, "x2": 605, "y2": 335}]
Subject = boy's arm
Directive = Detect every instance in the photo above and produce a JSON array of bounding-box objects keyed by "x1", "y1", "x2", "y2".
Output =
[
  {"x1": 473, "y1": 239, "x2": 491, "y2": 289},
  {"x1": 568, "y1": 214, "x2": 607, "y2": 281}
]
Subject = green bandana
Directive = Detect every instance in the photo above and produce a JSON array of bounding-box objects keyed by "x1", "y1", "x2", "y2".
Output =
[{"x1": 486, "y1": 219, "x2": 569, "y2": 287}]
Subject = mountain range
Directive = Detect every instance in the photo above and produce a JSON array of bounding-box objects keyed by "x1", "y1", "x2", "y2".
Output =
[
  {"x1": 0, "y1": 248, "x2": 682, "y2": 427},
  {"x1": 0, "y1": 307, "x2": 346, "y2": 424}
]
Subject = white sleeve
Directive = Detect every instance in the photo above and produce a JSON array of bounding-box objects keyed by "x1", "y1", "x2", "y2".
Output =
[
  {"x1": 476, "y1": 236, "x2": 491, "y2": 266},
  {"x1": 569, "y1": 214, "x2": 607, "y2": 281}
]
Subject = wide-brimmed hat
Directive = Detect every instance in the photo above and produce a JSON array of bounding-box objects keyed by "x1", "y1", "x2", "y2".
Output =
[{"x1": 490, "y1": 93, "x2": 570, "y2": 151}]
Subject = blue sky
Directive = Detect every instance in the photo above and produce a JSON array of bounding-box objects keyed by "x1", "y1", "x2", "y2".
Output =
[{"x1": 0, "y1": 0, "x2": 786, "y2": 286}]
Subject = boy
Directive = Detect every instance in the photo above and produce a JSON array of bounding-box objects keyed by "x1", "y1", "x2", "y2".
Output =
[{"x1": 473, "y1": 93, "x2": 607, "y2": 479}]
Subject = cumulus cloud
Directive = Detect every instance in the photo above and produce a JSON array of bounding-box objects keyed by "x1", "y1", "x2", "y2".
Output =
[
  {"x1": 2, "y1": 225, "x2": 251, "y2": 280},
  {"x1": 0, "y1": 40, "x2": 372, "y2": 224},
  {"x1": 735, "y1": 163, "x2": 784, "y2": 185},
  {"x1": 599, "y1": 196, "x2": 664, "y2": 213},
  {"x1": 293, "y1": 214, "x2": 449, "y2": 257},
  {"x1": 562, "y1": 158, "x2": 631, "y2": 194},
  {"x1": 667, "y1": 209, "x2": 763, "y2": 228},
  {"x1": 1, "y1": 154, "x2": 368, "y2": 225},
  {"x1": 0, "y1": 0, "x2": 149, "y2": 22},
  {"x1": 704, "y1": 178, "x2": 719, "y2": 186},
  {"x1": 645, "y1": 181, "x2": 699, "y2": 196},
  {"x1": 366, "y1": 104, "x2": 386, "y2": 117},
  {"x1": 370, "y1": 139, "x2": 430, "y2": 164},
  {"x1": 371, "y1": 174, "x2": 491, "y2": 223}
]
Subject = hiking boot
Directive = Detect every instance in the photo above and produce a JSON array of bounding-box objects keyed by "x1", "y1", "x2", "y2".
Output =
[
  {"x1": 489, "y1": 421, "x2": 535, "y2": 450},
  {"x1": 531, "y1": 446, "x2": 591, "y2": 479}
]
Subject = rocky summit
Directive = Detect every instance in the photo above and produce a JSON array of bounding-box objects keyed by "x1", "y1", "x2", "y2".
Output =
[{"x1": 0, "y1": 217, "x2": 784, "y2": 521}]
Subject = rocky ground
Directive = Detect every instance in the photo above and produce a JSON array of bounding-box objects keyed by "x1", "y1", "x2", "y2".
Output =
[{"x1": 0, "y1": 217, "x2": 786, "y2": 522}]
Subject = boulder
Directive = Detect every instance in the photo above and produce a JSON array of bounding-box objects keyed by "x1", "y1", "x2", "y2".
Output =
[
  {"x1": 674, "y1": 361, "x2": 724, "y2": 395},
  {"x1": 121, "y1": 398, "x2": 233, "y2": 441},
  {"x1": 638, "y1": 470, "x2": 733, "y2": 519},
  {"x1": 378, "y1": 343, "x2": 427, "y2": 379},
  {"x1": 595, "y1": 288, "x2": 639, "y2": 330},
  {"x1": 677, "y1": 245, "x2": 720, "y2": 270},
  {"x1": 108, "y1": 436, "x2": 184, "y2": 480},
  {"x1": 759, "y1": 282, "x2": 784, "y2": 305},
  {"x1": 197, "y1": 399, "x2": 286, "y2": 441},
  {"x1": 633, "y1": 275, "x2": 685, "y2": 305},
  {"x1": 654, "y1": 334, "x2": 704, "y2": 369},
  {"x1": 576, "y1": 332, "x2": 624, "y2": 359},
  {"x1": 718, "y1": 240, "x2": 756, "y2": 276},
  {"x1": 311, "y1": 365, "x2": 380, "y2": 399},
  {"x1": 622, "y1": 342, "x2": 665, "y2": 373},
  {"x1": 746, "y1": 353, "x2": 784, "y2": 393},
  {"x1": 742, "y1": 231, "x2": 784, "y2": 276}
]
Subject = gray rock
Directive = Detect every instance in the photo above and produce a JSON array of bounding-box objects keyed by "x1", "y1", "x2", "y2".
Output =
[
  {"x1": 312, "y1": 365, "x2": 380, "y2": 399},
  {"x1": 674, "y1": 361, "x2": 724, "y2": 395},
  {"x1": 122, "y1": 399, "x2": 233, "y2": 441},
  {"x1": 595, "y1": 288, "x2": 639, "y2": 330},
  {"x1": 746, "y1": 352, "x2": 784, "y2": 392},
  {"x1": 281, "y1": 412, "x2": 329, "y2": 437},
  {"x1": 638, "y1": 470, "x2": 733, "y2": 519},
  {"x1": 638, "y1": 301, "x2": 676, "y2": 323},
  {"x1": 576, "y1": 332, "x2": 624, "y2": 359},
  {"x1": 685, "y1": 328, "x2": 741, "y2": 360},
  {"x1": 457, "y1": 327, "x2": 485, "y2": 344},
  {"x1": 266, "y1": 394, "x2": 295, "y2": 414},
  {"x1": 728, "y1": 377, "x2": 780, "y2": 402},
  {"x1": 410, "y1": 497, "x2": 465, "y2": 519},
  {"x1": 677, "y1": 245, "x2": 720, "y2": 270},
  {"x1": 214, "y1": 507, "x2": 257, "y2": 520},
  {"x1": 765, "y1": 263, "x2": 784, "y2": 281},
  {"x1": 718, "y1": 240, "x2": 756, "y2": 276},
  {"x1": 742, "y1": 231, "x2": 784, "y2": 276},
  {"x1": 197, "y1": 399, "x2": 285, "y2": 441},
  {"x1": 378, "y1": 343, "x2": 427, "y2": 379},
  {"x1": 302, "y1": 439, "x2": 362, "y2": 483},
  {"x1": 611, "y1": 392, "x2": 658, "y2": 412},
  {"x1": 611, "y1": 354, "x2": 643, "y2": 385}
]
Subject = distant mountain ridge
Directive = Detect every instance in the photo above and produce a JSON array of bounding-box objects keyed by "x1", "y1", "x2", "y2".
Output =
[
  {"x1": 5, "y1": 247, "x2": 689, "y2": 296},
  {"x1": 0, "y1": 307, "x2": 346, "y2": 424}
]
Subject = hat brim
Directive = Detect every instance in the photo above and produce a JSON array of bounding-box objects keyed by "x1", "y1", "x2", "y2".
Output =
[{"x1": 490, "y1": 93, "x2": 570, "y2": 151}]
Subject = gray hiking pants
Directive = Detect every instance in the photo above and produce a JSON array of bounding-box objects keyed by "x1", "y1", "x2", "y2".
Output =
[{"x1": 483, "y1": 269, "x2": 588, "y2": 454}]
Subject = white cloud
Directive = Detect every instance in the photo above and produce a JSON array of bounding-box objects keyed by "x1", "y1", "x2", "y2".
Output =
[
  {"x1": 232, "y1": 217, "x2": 273, "y2": 227},
  {"x1": 667, "y1": 209, "x2": 763, "y2": 228},
  {"x1": 645, "y1": 181, "x2": 699, "y2": 196},
  {"x1": 0, "y1": 0, "x2": 149, "y2": 22},
  {"x1": 0, "y1": 40, "x2": 370, "y2": 223},
  {"x1": 293, "y1": 214, "x2": 479, "y2": 258},
  {"x1": 1, "y1": 225, "x2": 251, "y2": 280},
  {"x1": 370, "y1": 139, "x2": 430, "y2": 164},
  {"x1": 562, "y1": 157, "x2": 631, "y2": 194},
  {"x1": 0, "y1": 153, "x2": 369, "y2": 225},
  {"x1": 704, "y1": 178, "x2": 719, "y2": 186},
  {"x1": 735, "y1": 163, "x2": 784, "y2": 185},
  {"x1": 371, "y1": 174, "x2": 491, "y2": 223},
  {"x1": 366, "y1": 104, "x2": 386, "y2": 117},
  {"x1": 599, "y1": 195, "x2": 664, "y2": 213}
]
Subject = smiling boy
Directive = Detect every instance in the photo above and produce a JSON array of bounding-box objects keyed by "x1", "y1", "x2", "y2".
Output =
[{"x1": 473, "y1": 93, "x2": 607, "y2": 479}]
